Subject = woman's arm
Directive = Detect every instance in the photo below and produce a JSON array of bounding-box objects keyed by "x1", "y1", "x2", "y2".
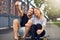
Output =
[
  {"x1": 37, "y1": 26, "x2": 45, "y2": 35},
  {"x1": 15, "y1": 1, "x2": 23, "y2": 17},
  {"x1": 37, "y1": 18, "x2": 47, "y2": 35},
  {"x1": 41, "y1": 25, "x2": 46, "y2": 32}
]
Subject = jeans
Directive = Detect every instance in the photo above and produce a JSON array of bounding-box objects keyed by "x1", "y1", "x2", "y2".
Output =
[{"x1": 31, "y1": 24, "x2": 45, "y2": 40}]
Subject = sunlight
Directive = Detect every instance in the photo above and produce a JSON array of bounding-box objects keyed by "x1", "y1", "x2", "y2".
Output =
[{"x1": 54, "y1": 0, "x2": 60, "y2": 6}]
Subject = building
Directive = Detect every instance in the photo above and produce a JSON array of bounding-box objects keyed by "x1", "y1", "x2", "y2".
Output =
[
  {"x1": 0, "y1": 0, "x2": 9, "y2": 14},
  {"x1": 0, "y1": 0, "x2": 28, "y2": 28},
  {"x1": 11, "y1": 0, "x2": 15, "y2": 15},
  {"x1": 0, "y1": 0, "x2": 18, "y2": 15},
  {"x1": 10, "y1": 0, "x2": 28, "y2": 15}
]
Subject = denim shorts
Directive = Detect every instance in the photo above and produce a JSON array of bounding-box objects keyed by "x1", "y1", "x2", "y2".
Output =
[{"x1": 19, "y1": 27, "x2": 25, "y2": 36}]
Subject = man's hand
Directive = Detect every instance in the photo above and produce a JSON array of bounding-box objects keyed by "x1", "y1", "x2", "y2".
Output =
[
  {"x1": 15, "y1": 1, "x2": 20, "y2": 6},
  {"x1": 36, "y1": 29, "x2": 43, "y2": 35}
]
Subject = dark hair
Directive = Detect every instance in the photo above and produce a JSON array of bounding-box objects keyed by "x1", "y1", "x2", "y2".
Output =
[
  {"x1": 32, "y1": 8, "x2": 34, "y2": 14},
  {"x1": 28, "y1": 8, "x2": 34, "y2": 16}
]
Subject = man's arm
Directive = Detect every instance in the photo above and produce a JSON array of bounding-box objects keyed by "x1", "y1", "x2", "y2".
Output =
[
  {"x1": 25, "y1": 19, "x2": 33, "y2": 27},
  {"x1": 23, "y1": 19, "x2": 33, "y2": 38},
  {"x1": 15, "y1": 1, "x2": 23, "y2": 17}
]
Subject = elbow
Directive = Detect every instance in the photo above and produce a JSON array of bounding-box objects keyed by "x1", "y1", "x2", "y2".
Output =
[
  {"x1": 25, "y1": 23, "x2": 31, "y2": 28},
  {"x1": 25, "y1": 24, "x2": 29, "y2": 27}
]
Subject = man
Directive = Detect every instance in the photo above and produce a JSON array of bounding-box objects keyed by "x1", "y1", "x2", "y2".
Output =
[{"x1": 13, "y1": 1, "x2": 34, "y2": 40}]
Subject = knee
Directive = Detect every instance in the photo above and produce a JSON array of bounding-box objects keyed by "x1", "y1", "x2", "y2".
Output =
[
  {"x1": 13, "y1": 19, "x2": 19, "y2": 24},
  {"x1": 31, "y1": 24, "x2": 36, "y2": 27},
  {"x1": 25, "y1": 24, "x2": 31, "y2": 28},
  {"x1": 13, "y1": 19, "x2": 20, "y2": 27},
  {"x1": 31, "y1": 24, "x2": 36, "y2": 28},
  {"x1": 36, "y1": 24, "x2": 42, "y2": 29}
]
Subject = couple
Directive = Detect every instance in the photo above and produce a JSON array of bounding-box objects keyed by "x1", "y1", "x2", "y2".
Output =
[{"x1": 13, "y1": 1, "x2": 46, "y2": 40}]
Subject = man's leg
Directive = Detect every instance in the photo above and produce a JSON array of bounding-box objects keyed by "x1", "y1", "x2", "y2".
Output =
[{"x1": 13, "y1": 19, "x2": 20, "y2": 39}]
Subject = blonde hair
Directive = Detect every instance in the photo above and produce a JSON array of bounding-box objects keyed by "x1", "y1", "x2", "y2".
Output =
[{"x1": 35, "y1": 7, "x2": 44, "y2": 20}]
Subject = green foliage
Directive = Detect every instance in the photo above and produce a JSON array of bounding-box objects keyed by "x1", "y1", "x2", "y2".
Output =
[
  {"x1": 53, "y1": 22, "x2": 60, "y2": 27},
  {"x1": 34, "y1": 0, "x2": 39, "y2": 7},
  {"x1": 46, "y1": 0, "x2": 60, "y2": 21},
  {"x1": 34, "y1": 0, "x2": 45, "y2": 7},
  {"x1": 47, "y1": 8, "x2": 60, "y2": 21}
]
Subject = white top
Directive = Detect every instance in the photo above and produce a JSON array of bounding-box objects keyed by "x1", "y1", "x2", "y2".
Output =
[{"x1": 31, "y1": 16, "x2": 47, "y2": 27}]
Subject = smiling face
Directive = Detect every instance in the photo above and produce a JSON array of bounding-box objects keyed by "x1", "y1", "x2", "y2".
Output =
[
  {"x1": 27, "y1": 8, "x2": 34, "y2": 16},
  {"x1": 34, "y1": 8, "x2": 41, "y2": 18}
]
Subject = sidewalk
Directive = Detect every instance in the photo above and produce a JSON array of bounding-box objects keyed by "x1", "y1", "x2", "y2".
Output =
[
  {"x1": 46, "y1": 22, "x2": 60, "y2": 40},
  {"x1": 0, "y1": 22, "x2": 60, "y2": 40},
  {"x1": 0, "y1": 26, "x2": 13, "y2": 30}
]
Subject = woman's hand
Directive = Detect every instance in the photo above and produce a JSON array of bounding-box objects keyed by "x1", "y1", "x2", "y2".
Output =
[{"x1": 36, "y1": 29, "x2": 43, "y2": 35}]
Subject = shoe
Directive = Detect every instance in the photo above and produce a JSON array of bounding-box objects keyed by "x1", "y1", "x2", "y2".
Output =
[
  {"x1": 14, "y1": 37, "x2": 19, "y2": 40},
  {"x1": 14, "y1": 39, "x2": 18, "y2": 40}
]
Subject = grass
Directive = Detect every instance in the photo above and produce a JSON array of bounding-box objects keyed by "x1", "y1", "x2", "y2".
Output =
[{"x1": 53, "y1": 21, "x2": 60, "y2": 27}]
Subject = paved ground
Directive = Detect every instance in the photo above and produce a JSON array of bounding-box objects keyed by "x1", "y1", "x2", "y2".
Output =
[
  {"x1": 45, "y1": 22, "x2": 60, "y2": 40},
  {"x1": 0, "y1": 22, "x2": 60, "y2": 40},
  {"x1": 0, "y1": 28, "x2": 14, "y2": 40}
]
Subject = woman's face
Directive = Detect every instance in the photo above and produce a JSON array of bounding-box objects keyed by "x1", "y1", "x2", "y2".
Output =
[
  {"x1": 27, "y1": 8, "x2": 33, "y2": 16},
  {"x1": 34, "y1": 8, "x2": 41, "y2": 17}
]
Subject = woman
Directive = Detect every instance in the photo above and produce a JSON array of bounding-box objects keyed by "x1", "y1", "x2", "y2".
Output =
[
  {"x1": 23, "y1": 8, "x2": 47, "y2": 40},
  {"x1": 13, "y1": 1, "x2": 33, "y2": 40}
]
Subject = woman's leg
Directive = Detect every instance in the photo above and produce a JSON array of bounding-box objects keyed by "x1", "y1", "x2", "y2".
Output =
[
  {"x1": 36, "y1": 24, "x2": 45, "y2": 40},
  {"x1": 39, "y1": 30, "x2": 45, "y2": 37},
  {"x1": 36, "y1": 30, "x2": 45, "y2": 40},
  {"x1": 13, "y1": 19, "x2": 20, "y2": 39},
  {"x1": 31, "y1": 25, "x2": 37, "y2": 40},
  {"x1": 36, "y1": 24, "x2": 42, "y2": 30}
]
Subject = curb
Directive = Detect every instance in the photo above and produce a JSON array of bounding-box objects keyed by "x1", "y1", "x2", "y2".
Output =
[{"x1": 0, "y1": 26, "x2": 13, "y2": 30}]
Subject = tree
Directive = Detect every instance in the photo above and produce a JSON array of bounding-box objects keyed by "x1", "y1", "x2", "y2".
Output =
[
  {"x1": 34, "y1": 0, "x2": 39, "y2": 7},
  {"x1": 47, "y1": 8, "x2": 60, "y2": 21},
  {"x1": 34, "y1": 0, "x2": 45, "y2": 8}
]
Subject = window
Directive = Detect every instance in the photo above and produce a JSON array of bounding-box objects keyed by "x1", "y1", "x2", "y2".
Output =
[
  {"x1": 2, "y1": 7, "x2": 5, "y2": 10},
  {"x1": 2, "y1": 0, "x2": 8, "y2": 4},
  {"x1": 0, "y1": 2, "x2": 1, "y2": 5},
  {"x1": 0, "y1": 10, "x2": 1, "y2": 14},
  {"x1": 2, "y1": 1, "x2": 5, "y2": 5}
]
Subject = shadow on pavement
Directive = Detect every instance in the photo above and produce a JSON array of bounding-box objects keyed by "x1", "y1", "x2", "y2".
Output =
[{"x1": 0, "y1": 28, "x2": 13, "y2": 34}]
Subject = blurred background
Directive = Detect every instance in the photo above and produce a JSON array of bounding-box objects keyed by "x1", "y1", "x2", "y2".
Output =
[
  {"x1": 0, "y1": 0, "x2": 60, "y2": 40},
  {"x1": 0, "y1": 0, "x2": 60, "y2": 28}
]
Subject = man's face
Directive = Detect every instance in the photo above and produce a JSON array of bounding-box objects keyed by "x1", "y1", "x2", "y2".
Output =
[{"x1": 27, "y1": 8, "x2": 33, "y2": 16}]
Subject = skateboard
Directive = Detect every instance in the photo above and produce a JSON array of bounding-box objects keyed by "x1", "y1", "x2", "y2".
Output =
[{"x1": 18, "y1": 35, "x2": 50, "y2": 40}]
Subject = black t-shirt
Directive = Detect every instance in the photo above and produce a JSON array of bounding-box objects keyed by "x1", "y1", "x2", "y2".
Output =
[{"x1": 20, "y1": 14, "x2": 29, "y2": 27}]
